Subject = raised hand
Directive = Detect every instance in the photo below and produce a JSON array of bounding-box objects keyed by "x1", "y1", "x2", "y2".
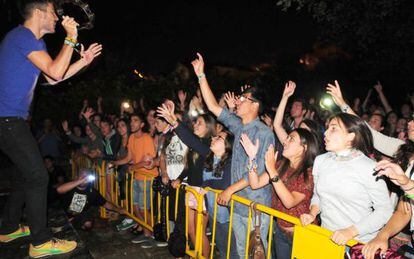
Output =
[
  {"x1": 240, "y1": 133, "x2": 259, "y2": 160},
  {"x1": 82, "y1": 107, "x2": 95, "y2": 121},
  {"x1": 61, "y1": 16, "x2": 79, "y2": 38},
  {"x1": 157, "y1": 103, "x2": 177, "y2": 125},
  {"x1": 80, "y1": 43, "x2": 102, "y2": 65},
  {"x1": 326, "y1": 80, "x2": 346, "y2": 107},
  {"x1": 62, "y1": 120, "x2": 69, "y2": 132},
  {"x1": 265, "y1": 145, "x2": 278, "y2": 177},
  {"x1": 224, "y1": 91, "x2": 236, "y2": 109},
  {"x1": 240, "y1": 84, "x2": 251, "y2": 93},
  {"x1": 353, "y1": 98, "x2": 361, "y2": 107},
  {"x1": 373, "y1": 81, "x2": 383, "y2": 93},
  {"x1": 191, "y1": 53, "x2": 204, "y2": 76},
  {"x1": 164, "y1": 99, "x2": 176, "y2": 114},
  {"x1": 178, "y1": 90, "x2": 187, "y2": 104},
  {"x1": 82, "y1": 99, "x2": 88, "y2": 108},
  {"x1": 283, "y1": 81, "x2": 296, "y2": 98}
]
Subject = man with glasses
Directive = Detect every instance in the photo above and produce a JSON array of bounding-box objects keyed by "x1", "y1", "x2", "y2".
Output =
[
  {"x1": 191, "y1": 53, "x2": 277, "y2": 258},
  {"x1": 0, "y1": 0, "x2": 101, "y2": 257}
]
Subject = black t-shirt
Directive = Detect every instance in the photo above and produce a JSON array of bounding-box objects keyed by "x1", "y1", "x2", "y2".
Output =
[{"x1": 62, "y1": 186, "x2": 106, "y2": 215}]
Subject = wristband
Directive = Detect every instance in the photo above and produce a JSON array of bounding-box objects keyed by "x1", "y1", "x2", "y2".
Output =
[
  {"x1": 65, "y1": 36, "x2": 78, "y2": 44},
  {"x1": 247, "y1": 158, "x2": 258, "y2": 173},
  {"x1": 197, "y1": 73, "x2": 206, "y2": 82},
  {"x1": 64, "y1": 39, "x2": 79, "y2": 49},
  {"x1": 405, "y1": 194, "x2": 414, "y2": 199},
  {"x1": 340, "y1": 104, "x2": 350, "y2": 113}
]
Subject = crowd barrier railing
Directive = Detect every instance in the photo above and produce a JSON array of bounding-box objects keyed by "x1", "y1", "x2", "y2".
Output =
[{"x1": 72, "y1": 158, "x2": 359, "y2": 259}]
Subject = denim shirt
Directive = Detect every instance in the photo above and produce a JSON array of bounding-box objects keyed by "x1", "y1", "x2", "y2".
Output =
[
  {"x1": 203, "y1": 157, "x2": 230, "y2": 223},
  {"x1": 218, "y1": 108, "x2": 275, "y2": 216}
]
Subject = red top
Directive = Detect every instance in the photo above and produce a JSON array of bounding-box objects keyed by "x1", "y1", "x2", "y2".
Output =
[{"x1": 271, "y1": 165, "x2": 314, "y2": 228}]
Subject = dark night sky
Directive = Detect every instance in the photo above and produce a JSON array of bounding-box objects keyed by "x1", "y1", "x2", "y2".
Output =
[{"x1": 1, "y1": 0, "x2": 317, "y2": 74}]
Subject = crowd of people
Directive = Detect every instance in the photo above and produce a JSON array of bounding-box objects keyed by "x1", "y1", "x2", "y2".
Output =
[
  {"x1": 1, "y1": 1, "x2": 414, "y2": 259},
  {"x1": 19, "y1": 53, "x2": 414, "y2": 259}
]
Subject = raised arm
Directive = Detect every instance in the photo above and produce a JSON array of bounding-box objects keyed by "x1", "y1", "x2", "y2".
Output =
[
  {"x1": 28, "y1": 16, "x2": 78, "y2": 81},
  {"x1": 44, "y1": 43, "x2": 102, "y2": 85},
  {"x1": 273, "y1": 81, "x2": 296, "y2": 143},
  {"x1": 362, "y1": 89, "x2": 373, "y2": 113},
  {"x1": 373, "y1": 81, "x2": 393, "y2": 113},
  {"x1": 326, "y1": 80, "x2": 357, "y2": 116},
  {"x1": 57, "y1": 176, "x2": 88, "y2": 194},
  {"x1": 240, "y1": 133, "x2": 269, "y2": 189},
  {"x1": 191, "y1": 53, "x2": 222, "y2": 117},
  {"x1": 157, "y1": 103, "x2": 210, "y2": 156}
]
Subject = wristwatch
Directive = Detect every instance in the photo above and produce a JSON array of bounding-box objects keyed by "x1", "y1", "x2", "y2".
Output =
[{"x1": 269, "y1": 175, "x2": 280, "y2": 184}]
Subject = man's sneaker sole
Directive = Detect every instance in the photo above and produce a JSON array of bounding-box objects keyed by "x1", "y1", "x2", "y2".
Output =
[
  {"x1": 141, "y1": 240, "x2": 156, "y2": 249},
  {"x1": 29, "y1": 239, "x2": 77, "y2": 258},
  {"x1": 155, "y1": 241, "x2": 168, "y2": 247},
  {"x1": 131, "y1": 237, "x2": 153, "y2": 244},
  {"x1": 29, "y1": 245, "x2": 77, "y2": 258}
]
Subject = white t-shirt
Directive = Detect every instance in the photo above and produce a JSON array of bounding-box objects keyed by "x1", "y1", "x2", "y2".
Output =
[{"x1": 165, "y1": 135, "x2": 188, "y2": 180}]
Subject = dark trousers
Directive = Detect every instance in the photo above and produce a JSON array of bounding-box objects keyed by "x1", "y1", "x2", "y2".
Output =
[
  {"x1": 272, "y1": 221, "x2": 293, "y2": 259},
  {"x1": 0, "y1": 117, "x2": 52, "y2": 245}
]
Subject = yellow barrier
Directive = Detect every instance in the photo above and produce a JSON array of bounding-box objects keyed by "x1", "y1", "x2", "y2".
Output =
[
  {"x1": 205, "y1": 187, "x2": 359, "y2": 259},
  {"x1": 72, "y1": 160, "x2": 359, "y2": 259}
]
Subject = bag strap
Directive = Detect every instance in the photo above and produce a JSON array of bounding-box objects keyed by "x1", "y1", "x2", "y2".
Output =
[{"x1": 250, "y1": 202, "x2": 262, "y2": 232}]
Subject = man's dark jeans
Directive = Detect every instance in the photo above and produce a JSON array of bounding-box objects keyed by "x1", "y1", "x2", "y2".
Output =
[{"x1": 0, "y1": 117, "x2": 52, "y2": 245}]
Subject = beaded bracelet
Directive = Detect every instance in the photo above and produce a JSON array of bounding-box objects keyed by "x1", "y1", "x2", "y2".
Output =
[{"x1": 247, "y1": 158, "x2": 258, "y2": 173}]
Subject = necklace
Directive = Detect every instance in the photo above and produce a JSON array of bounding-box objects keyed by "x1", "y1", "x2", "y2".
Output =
[{"x1": 330, "y1": 149, "x2": 362, "y2": 161}]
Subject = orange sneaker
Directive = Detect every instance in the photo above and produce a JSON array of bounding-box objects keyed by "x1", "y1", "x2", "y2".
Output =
[
  {"x1": 29, "y1": 238, "x2": 77, "y2": 258},
  {"x1": 0, "y1": 225, "x2": 30, "y2": 243}
]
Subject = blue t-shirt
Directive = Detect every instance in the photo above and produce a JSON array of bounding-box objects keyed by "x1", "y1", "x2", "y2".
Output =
[{"x1": 0, "y1": 26, "x2": 46, "y2": 118}]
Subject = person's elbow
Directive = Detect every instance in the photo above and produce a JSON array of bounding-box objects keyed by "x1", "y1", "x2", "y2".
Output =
[
  {"x1": 283, "y1": 201, "x2": 296, "y2": 210},
  {"x1": 47, "y1": 72, "x2": 64, "y2": 81},
  {"x1": 56, "y1": 186, "x2": 65, "y2": 194},
  {"x1": 249, "y1": 182, "x2": 261, "y2": 190},
  {"x1": 208, "y1": 105, "x2": 222, "y2": 117}
]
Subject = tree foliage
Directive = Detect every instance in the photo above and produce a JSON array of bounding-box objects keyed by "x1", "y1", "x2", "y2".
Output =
[{"x1": 277, "y1": 0, "x2": 414, "y2": 91}]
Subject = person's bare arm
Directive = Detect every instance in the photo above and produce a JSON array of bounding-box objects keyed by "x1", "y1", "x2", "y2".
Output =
[
  {"x1": 28, "y1": 16, "x2": 78, "y2": 81},
  {"x1": 273, "y1": 81, "x2": 296, "y2": 143},
  {"x1": 373, "y1": 81, "x2": 393, "y2": 113},
  {"x1": 43, "y1": 43, "x2": 102, "y2": 85},
  {"x1": 191, "y1": 53, "x2": 223, "y2": 117}
]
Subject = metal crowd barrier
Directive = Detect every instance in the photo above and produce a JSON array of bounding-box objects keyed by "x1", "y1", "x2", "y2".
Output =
[{"x1": 72, "y1": 158, "x2": 359, "y2": 259}]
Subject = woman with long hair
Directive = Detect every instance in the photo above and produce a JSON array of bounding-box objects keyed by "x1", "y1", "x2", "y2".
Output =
[
  {"x1": 240, "y1": 128, "x2": 320, "y2": 259},
  {"x1": 325, "y1": 80, "x2": 414, "y2": 258},
  {"x1": 157, "y1": 101, "x2": 215, "y2": 258},
  {"x1": 300, "y1": 113, "x2": 393, "y2": 245}
]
